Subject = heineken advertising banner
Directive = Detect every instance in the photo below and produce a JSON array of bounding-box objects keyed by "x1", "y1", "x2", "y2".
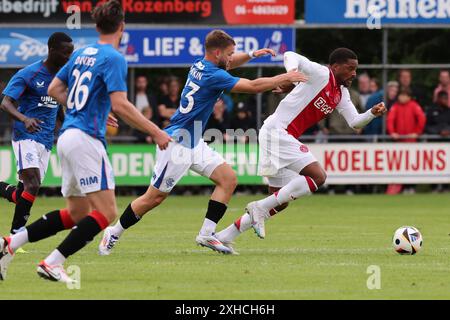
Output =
[{"x1": 0, "y1": 144, "x2": 262, "y2": 186}]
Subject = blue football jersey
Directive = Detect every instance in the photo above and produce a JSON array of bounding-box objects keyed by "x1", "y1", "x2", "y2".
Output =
[
  {"x1": 2, "y1": 60, "x2": 60, "y2": 150},
  {"x1": 165, "y1": 59, "x2": 239, "y2": 148},
  {"x1": 57, "y1": 43, "x2": 127, "y2": 146}
]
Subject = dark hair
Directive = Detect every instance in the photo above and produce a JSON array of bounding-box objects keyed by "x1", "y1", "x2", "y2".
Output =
[
  {"x1": 205, "y1": 30, "x2": 236, "y2": 52},
  {"x1": 437, "y1": 90, "x2": 448, "y2": 98},
  {"x1": 371, "y1": 77, "x2": 380, "y2": 87},
  {"x1": 398, "y1": 69, "x2": 411, "y2": 77},
  {"x1": 91, "y1": 0, "x2": 124, "y2": 35},
  {"x1": 329, "y1": 48, "x2": 357, "y2": 65},
  {"x1": 47, "y1": 32, "x2": 72, "y2": 49},
  {"x1": 398, "y1": 88, "x2": 412, "y2": 97}
]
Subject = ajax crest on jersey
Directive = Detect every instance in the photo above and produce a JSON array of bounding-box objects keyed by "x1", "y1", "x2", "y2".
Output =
[{"x1": 392, "y1": 226, "x2": 423, "y2": 255}]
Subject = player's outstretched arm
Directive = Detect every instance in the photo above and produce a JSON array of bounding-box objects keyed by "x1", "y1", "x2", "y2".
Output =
[
  {"x1": 0, "y1": 95, "x2": 42, "y2": 132},
  {"x1": 337, "y1": 90, "x2": 386, "y2": 129},
  {"x1": 230, "y1": 70, "x2": 308, "y2": 94},
  {"x1": 109, "y1": 91, "x2": 171, "y2": 150},
  {"x1": 228, "y1": 49, "x2": 276, "y2": 70}
]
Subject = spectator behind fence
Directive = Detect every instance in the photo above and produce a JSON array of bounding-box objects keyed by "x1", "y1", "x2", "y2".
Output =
[
  {"x1": 398, "y1": 69, "x2": 426, "y2": 107},
  {"x1": 370, "y1": 77, "x2": 380, "y2": 94},
  {"x1": 386, "y1": 88, "x2": 426, "y2": 195},
  {"x1": 433, "y1": 70, "x2": 450, "y2": 106},
  {"x1": 363, "y1": 81, "x2": 399, "y2": 135},
  {"x1": 156, "y1": 76, "x2": 169, "y2": 102},
  {"x1": 230, "y1": 101, "x2": 256, "y2": 143},
  {"x1": 135, "y1": 75, "x2": 154, "y2": 120},
  {"x1": 133, "y1": 75, "x2": 159, "y2": 142},
  {"x1": 158, "y1": 77, "x2": 181, "y2": 128},
  {"x1": 425, "y1": 90, "x2": 450, "y2": 140},
  {"x1": 357, "y1": 73, "x2": 371, "y2": 108},
  {"x1": 205, "y1": 98, "x2": 230, "y2": 142},
  {"x1": 387, "y1": 88, "x2": 426, "y2": 142}
]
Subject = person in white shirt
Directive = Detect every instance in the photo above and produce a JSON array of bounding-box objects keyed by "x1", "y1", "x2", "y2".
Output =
[{"x1": 215, "y1": 48, "x2": 387, "y2": 252}]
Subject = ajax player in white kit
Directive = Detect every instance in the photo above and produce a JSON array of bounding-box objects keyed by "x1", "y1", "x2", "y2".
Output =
[{"x1": 215, "y1": 48, "x2": 386, "y2": 249}]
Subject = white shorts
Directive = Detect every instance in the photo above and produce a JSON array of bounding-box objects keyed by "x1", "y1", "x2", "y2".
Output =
[
  {"x1": 151, "y1": 139, "x2": 225, "y2": 193},
  {"x1": 57, "y1": 128, "x2": 115, "y2": 197},
  {"x1": 258, "y1": 125, "x2": 317, "y2": 188},
  {"x1": 12, "y1": 139, "x2": 50, "y2": 183}
]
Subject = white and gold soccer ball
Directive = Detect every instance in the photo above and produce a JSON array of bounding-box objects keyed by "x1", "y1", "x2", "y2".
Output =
[{"x1": 392, "y1": 226, "x2": 423, "y2": 255}]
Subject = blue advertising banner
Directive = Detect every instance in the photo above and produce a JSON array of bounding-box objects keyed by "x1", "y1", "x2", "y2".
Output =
[
  {"x1": 305, "y1": 0, "x2": 450, "y2": 25},
  {"x1": 0, "y1": 27, "x2": 294, "y2": 68},
  {"x1": 0, "y1": 28, "x2": 98, "y2": 68}
]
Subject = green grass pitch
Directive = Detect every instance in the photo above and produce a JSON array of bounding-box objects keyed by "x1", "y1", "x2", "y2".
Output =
[{"x1": 0, "y1": 194, "x2": 449, "y2": 299}]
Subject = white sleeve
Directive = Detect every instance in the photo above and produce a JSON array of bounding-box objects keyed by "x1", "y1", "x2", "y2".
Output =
[
  {"x1": 337, "y1": 88, "x2": 376, "y2": 129},
  {"x1": 283, "y1": 51, "x2": 328, "y2": 78}
]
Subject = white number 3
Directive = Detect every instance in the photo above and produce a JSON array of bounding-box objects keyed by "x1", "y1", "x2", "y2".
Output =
[{"x1": 180, "y1": 80, "x2": 200, "y2": 114}]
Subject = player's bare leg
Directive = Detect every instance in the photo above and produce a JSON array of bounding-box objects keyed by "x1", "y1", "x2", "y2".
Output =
[
  {"x1": 195, "y1": 163, "x2": 237, "y2": 254},
  {"x1": 99, "y1": 186, "x2": 168, "y2": 255}
]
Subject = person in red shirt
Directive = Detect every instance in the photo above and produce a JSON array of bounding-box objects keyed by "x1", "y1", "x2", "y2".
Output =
[
  {"x1": 387, "y1": 88, "x2": 426, "y2": 143},
  {"x1": 386, "y1": 88, "x2": 426, "y2": 194}
]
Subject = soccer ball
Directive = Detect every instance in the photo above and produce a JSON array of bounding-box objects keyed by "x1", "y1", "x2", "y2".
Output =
[{"x1": 392, "y1": 226, "x2": 423, "y2": 255}]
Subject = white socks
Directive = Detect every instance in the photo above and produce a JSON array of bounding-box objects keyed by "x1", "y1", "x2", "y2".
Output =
[
  {"x1": 44, "y1": 249, "x2": 66, "y2": 266},
  {"x1": 200, "y1": 218, "x2": 217, "y2": 236},
  {"x1": 110, "y1": 220, "x2": 126, "y2": 237},
  {"x1": 215, "y1": 213, "x2": 253, "y2": 243},
  {"x1": 216, "y1": 176, "x2": 319, "y2": 243},
  {"x1": 258, "y1": 176, "x2": 317, "y2": 211},
  {"x1": 9, "y1": 230, "x2": 29, "y2": 252}
]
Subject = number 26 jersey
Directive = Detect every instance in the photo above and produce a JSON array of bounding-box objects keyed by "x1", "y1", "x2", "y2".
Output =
[{"x1": 56, "y1": 43, "x2": 128, "y2": 147}]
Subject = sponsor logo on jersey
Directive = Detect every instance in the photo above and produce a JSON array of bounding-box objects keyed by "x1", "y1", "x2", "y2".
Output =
[
  {"x1": 313, "y1": 96, "x2": 333, "y2": 115},
  {"x1": 36, "y1": 81, "x2": 45, "y2": 88},
  {"x1": 82, "y1": 47, "x2": 98, "y2": 56},
  {"x1": 194, "y1": 61, "x2": 205, "y2": 70},
  {"x1": 300, "y1": 145, "x2": 309, "y2": 153},
  {"x1": 80, "y1": 176, "x2": 98, "y2": 187},
  {"x1": 38, "y1": 95, "x2": 58, "y2": 108}
]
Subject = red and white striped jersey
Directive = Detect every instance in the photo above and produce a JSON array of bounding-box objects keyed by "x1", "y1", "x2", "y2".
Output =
[{"x1": 264, "y1": 52, "x2": 375, "y2": 139}]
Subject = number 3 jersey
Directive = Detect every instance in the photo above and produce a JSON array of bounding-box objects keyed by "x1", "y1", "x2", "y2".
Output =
[
  {"x1": 164, "y1": 59, "x2": 239, "y2": 148},
  {"x1": 56, "y1": 43, "x2": 128, "y2": 146},
  {"x1": 2, "y1": 60, "x2": 60, "y2": 151}
]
